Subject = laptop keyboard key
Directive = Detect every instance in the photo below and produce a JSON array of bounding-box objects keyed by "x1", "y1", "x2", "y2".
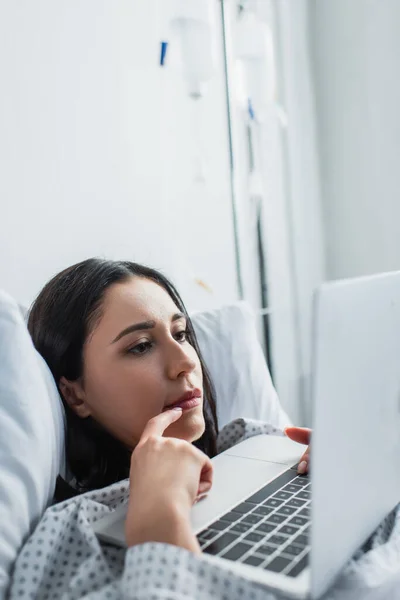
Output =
[
  {"x1": 243, "y1": 555, "x2": 264, "y2": 567},
  {"x1": 268, "y1": 534, "x2": 289, "y2": 546},
  {"x1": 222, "y1": 542, "x2": 252, "y2": 561},
  {"x1": 252, "y1": 505, "x2": 273, "y2": 517},
  {"x1": 288, "y1": 515, "x2": 308, "y2": 527},
  {"x1": 274, "y1": 491, "x2": 292, "y2": 500},
  {"x1": 284, "y1": 484, "x2": 303, "y2": 493},
  {"x1": 293, "y1": 476, "x2": 309, "y2": 486},
  {"x1": 246, "y1": 471, "x2": 298, "y2": 504},
  {"x1": 293, "y1": 534, "x2": 308, "y2": 548},
  {"x1": 242, "y1": 513, "x2": 264, "y2": 525},
  {"x1": 268, "y1": 513, "x2": 287, "y2": 524},
  {"x1": 287, "y1": 553, "x2": 309, "y2": 577},
  {"x1": 232, "y1": 502, "x2": 255, "y2": 514},
  {"x1": 209, "y1": 520, "x2": 231, "y2": 532},
  {"x1": 278, "y1": 525, "x2": 299, "y2": 536},
  {"x1": 221, "y1": 511, "x2": 242, "y2": 523},
  {"x1": 198, "y1": 530, "x2": 216, "y2": 542},
  {"x1": 297, "y1": 491, "x2": 310, "y2": 500},
  {"x1": 264, "y1": 556, "x2": 292, "y2": 573},
  {"x1": 298, "y1": 508, "x2": 310, "y2": 519},
  {"x1": 263, "y1": 498, "x2": 284, "y2": 508},
  {"x1": 231, "y1": 522, "x2": 251, "y2": 534},
  {"x1": 282, "y1": 544, "x2": 305, "y2": 557},
  {"x1": 257, "y1": 544, "x2": 277, "y2": 556},
  {"x1": 286, "y1": 498, "x2": 306, "y2": 508},
  {"x1": 276, "y1": 505, "x2": 296, "y2": 516},
  {"x1": 256, "y1": 522, "x2": 277, "y2": 535},
  {"x1": 233, "y1": 503, "x2": 255, "y2": 515},
  {"x1": 243, "y1": 532, "x2": 265, "y2": 544},
  {"x1": 203, "y1": 532, "x2": 237, "y2": 555}
]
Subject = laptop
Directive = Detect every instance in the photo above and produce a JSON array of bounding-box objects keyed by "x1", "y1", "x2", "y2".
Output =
[{"x1": 93, "y1": 271, "x2": 400, "y2": 599}]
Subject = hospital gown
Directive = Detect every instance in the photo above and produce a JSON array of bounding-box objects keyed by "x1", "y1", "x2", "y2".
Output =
[{"x1": 9, "y1": 419, "x2": 400, "y2": 600}]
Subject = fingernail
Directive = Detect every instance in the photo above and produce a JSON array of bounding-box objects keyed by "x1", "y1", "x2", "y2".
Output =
[
  {"x1": 172, "y1": 406, "x2": 183, "y2": 411},
  {"x1": 194, "y1": 493, "x2": 208, "y2": 504},
  {"x1": 298, "y1": 461, "x2": 307, "y2": 474}
]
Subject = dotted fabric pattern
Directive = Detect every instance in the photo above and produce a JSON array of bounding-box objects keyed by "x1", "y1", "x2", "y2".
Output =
[
  {"x1": 217, "y1": 418, "x2": 284, "y2": 454},
  {"x1": 121, "y1": 543, "x2": 277, "y2": 600},
  {"x1": 9, "y1": 419, "x2": 400, "y2": 599}
]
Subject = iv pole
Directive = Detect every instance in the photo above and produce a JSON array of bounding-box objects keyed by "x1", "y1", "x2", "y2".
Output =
[{"x1": 220, "y1": 0, "x2": 244, "y2": 300}]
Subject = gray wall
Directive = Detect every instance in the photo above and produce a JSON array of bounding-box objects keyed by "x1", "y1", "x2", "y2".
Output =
[{"x1": 310, "y1": 0, "x2": 400, "y2": 280}]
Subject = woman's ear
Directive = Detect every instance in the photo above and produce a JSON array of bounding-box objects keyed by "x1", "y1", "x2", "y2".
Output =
[{"x1": 59, "y1": 376, "x2": 92, "y2": 418}]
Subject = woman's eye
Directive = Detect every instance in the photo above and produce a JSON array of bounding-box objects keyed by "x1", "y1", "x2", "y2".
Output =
[
  {"x1": 127, "y1": 341, "x2": 152, "y2": 355},
  {"x1": 174, "y1": 330, "x2": 188, "y2": 342}
]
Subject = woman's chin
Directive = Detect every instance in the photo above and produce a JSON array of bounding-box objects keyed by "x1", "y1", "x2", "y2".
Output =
[{"x1": 164, "y1": 410, "x2": 205, "y2": 442}]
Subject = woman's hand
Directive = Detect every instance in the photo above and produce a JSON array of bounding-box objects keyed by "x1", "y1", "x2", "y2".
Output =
[
  {"x1": 284, "y1": 426, "x2": 311, "y2": 474},
  {"x1": 125, "y1": 407, "x2": 213, "y2": 552}
]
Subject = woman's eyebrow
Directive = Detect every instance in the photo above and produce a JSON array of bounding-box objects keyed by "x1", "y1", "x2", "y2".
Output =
[
  {"x1": 111, "y1": 313, "x2": 185, "y2": 344},
  {"x1": 172, "y1": 312, "x2": 185, "y2": 322},
  {"x1": 111, "y1": 321, "x2": 155, "y2": 343}
]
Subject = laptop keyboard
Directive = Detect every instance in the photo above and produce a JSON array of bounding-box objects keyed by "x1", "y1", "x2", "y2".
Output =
[{"x1": 197, "y1": 467, "x2": 310, "y2": 578}]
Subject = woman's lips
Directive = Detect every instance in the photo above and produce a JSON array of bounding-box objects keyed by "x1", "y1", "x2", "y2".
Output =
[
  {"x1": 163, "y1": 391, "x2": 202, "y2": 412},
  {"x1": 170, "y1": 396, "x2": 201, "y2": 411}
]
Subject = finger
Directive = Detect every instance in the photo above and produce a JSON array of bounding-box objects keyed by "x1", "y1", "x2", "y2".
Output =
[
  {"x1": 197, "y1": 480, "x2": 212, "y2": 495},
  {"x1": 200, "y1": 460, "x2": 213, "y2": 490},
  {"x1": 194, "y1": 492, "x2": 209, "y2": 505},
  {"x1": 197, "y1": 455, "x2": 214, "y2": 496},
  {"x1": 284, "y1": 426, "x2": 312, "y2": 446},
  {"x1": 140, "y1": 407, "x2": 183, "y2": 442},
  {"x1": 298, "y1": 450, "x2": 310, "y2": 474}
]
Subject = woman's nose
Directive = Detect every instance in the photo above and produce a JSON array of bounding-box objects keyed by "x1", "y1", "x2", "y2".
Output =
[{"x1": 166, "y1": 343, "x2": 197, "y2": 380}]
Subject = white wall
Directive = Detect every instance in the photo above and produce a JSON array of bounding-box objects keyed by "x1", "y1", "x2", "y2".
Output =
[
  {"x1": 0, "y1": 0, "x2": 239, "y2": 312},
  {"x1": 310, "y1": 0, "x2": 400, "y2": 280},
  {"x1": 276, "y1": 0, "x2": 327, "y2": 424}
]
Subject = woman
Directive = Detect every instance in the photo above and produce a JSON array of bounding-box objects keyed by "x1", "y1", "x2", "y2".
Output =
[
  {"x1": 28, "y1": 257, "x2": 310, "y2": 545},
  {"x1": 11, "y1": 258, "x2": 311, "y2": 598}
]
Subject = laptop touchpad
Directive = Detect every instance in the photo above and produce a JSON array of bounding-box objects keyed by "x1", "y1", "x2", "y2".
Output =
[
  {"x1": 225, "y1": 434, "x2": 304, "y2": 466},
  {"x1": 191, "y1": 436, "x2": 303, "y2": 534}
]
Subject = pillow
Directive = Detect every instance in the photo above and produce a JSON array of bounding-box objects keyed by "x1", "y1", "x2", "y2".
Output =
[
  {"x1": 191, "y1": 301, "x2": 290, "y2": 429},
  {"x1": 0, "y1": 291, "x2": 65, "y2": 597}
]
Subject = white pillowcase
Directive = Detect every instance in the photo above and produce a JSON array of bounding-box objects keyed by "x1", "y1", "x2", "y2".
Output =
[
  {"x1": 192, "y1": 301, "x2": 290, "y2": 429},
  {"x1": 0, "y1": 291, "x2": 64, "y2": 597},
  {"x1": 0, "y1": 294, "x2": 288, "y2": 595}
]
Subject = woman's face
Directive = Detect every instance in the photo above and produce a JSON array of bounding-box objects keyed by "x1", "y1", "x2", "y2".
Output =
[{"x1": 61, "y1": 277, "x2": 205, "y2": 448}]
